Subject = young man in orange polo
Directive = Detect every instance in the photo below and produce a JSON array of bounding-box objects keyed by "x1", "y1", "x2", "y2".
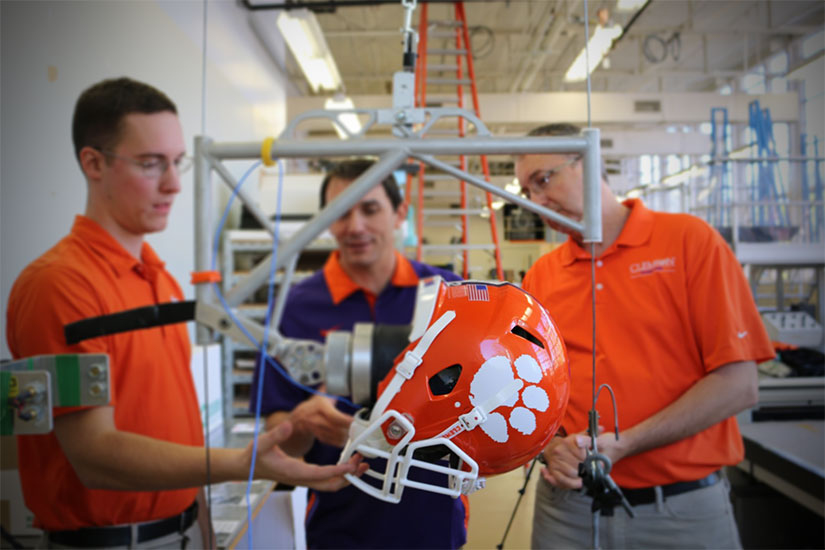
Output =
[
  {"x1": 516, "y1": 123, "x2": 774, "y2": 549},
  {"x1": 249, "y1": 159, "x2": 468, "y2": 549},
  {"x1": 6, "y1": 77, "x2": 362, "y2": 549}
]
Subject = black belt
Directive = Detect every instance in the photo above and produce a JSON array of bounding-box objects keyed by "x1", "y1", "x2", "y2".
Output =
[
  {"x1": 47, "y1": 501, "x2": 197, "y2": 548},
  {"x1": 621, "y1": 471, "x2": 722, "y2": 507}
]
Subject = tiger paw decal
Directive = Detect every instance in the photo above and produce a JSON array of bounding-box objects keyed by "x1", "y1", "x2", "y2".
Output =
[{"x1": 468, "y1": 354, "x2": 550, "y2": 443}]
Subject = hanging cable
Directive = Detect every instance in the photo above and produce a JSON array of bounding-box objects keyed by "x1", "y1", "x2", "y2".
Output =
[
  {"x1": 245, "y1": 158, "x2": 286, "y2": 550},
  {"x1": 580, "y1": 1, "x2": 634, "y2": 547},
  {"x1": 202, "y1": 344, "x2": 214, "y2": 550},
  {"x1": 207, "y1": 162, "x2": 356, "y2": 407},
  {"x1": 497, "y1": 2, "x2": 607, "y2": 545},
  {"x1": 199, "y1": 2, "x2": 214, "y2": 548},
  {"x1": 643, "y1": 32, "x2": 681, "y2": 64},
  {"x1": 469, "y1": 25, "x2": 495, "y2": 60},
  {"x1": 206, "y1": 158, "x2": 355, "y2": 549},
  {"x1": 200, "y1": 0, "x2": 208, "y2": 136},
  {"x1": 588, "y1": 238, "x2": 600, "y2": 550}
]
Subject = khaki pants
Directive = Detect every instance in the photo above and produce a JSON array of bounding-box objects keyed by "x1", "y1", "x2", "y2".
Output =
[{"x1": 531, "y1": 475, "x2": 742, "y2": 549}]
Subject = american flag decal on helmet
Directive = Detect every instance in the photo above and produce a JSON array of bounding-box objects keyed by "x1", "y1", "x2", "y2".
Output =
[{"x1": 468, "y1": 284, "x2": 489, "y2": 302}]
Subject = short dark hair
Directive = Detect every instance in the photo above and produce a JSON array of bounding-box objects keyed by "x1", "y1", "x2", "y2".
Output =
[
  {"x1": 72, "y1": 77, "x2": 177, "y2": 161},
  {"x1": 319, "y1": 158, "x2": 403, "y2": 210},
  {"x1": 526, "y1": 123, "x2": 609, "y2": 181},
  {"x1": 527, "y1": 122, "x2": 582, "y2": 138}
]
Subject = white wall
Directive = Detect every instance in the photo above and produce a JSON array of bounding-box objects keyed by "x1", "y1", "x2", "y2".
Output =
[{"x1": 0, "y1": 0, "x2": 289, "y2": 359}]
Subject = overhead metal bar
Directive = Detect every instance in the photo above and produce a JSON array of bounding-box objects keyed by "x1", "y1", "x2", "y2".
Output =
[
  {"x1": 208, "y1": 135, "x2": 592, "y2": 159},
  {"x1": 411, "y1": 152, "x2": 584, "y2": 234},
  {"x1": 200, "y1": 129, "x2": 602, "y2": 310},
  {"x1": 194, "y1": 108, "x2": 602, "y2": 368},
  {"x1": 223, "y1": 148, "x2": 409, "y2": 306}
]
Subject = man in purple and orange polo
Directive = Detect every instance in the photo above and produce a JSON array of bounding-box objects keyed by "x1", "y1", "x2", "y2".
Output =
[{"x1": 249, "y1": 159, "x2": 467, "y2": 549}]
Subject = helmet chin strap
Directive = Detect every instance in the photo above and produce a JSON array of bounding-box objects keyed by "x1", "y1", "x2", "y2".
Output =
[
  {"x1": 342, "y1": 309, "x2": 458, "y2": 462},
  {"x1": 435, "y1": 377, "x2": 524, "y2": 440},
  {"x1": 369, "y1": 309, "x2": 456, "y2": 423}
]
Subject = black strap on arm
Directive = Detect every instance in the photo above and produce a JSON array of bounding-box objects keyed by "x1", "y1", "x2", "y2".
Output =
[{"x1": 64, "y1": 301, "x2": 197, "y2": 345}]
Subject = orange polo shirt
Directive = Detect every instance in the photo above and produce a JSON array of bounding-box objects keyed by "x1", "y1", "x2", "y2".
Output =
[
  {"x1": 522, "y1": 199, "x2": 773, "y2": 488},
  {"x1": 323, "y1": 249, "x2": 421, "y2": 312},
  {"x1": 6, "y1": 216, "x2": 203, "y2": 530}
]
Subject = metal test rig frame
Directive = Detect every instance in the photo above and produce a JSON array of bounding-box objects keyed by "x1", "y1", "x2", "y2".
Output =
[{"x1": 190, "y1": 88, "x2": 604, "y2": 387}]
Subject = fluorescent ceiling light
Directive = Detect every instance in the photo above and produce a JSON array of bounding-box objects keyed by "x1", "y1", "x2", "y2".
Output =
[
  {"x1": 504, "y1": 179, "x2": 521, "y2": 195},
  {"x1": 564, "y1": 24, "x2": 622, "y2": 82},
  {"x1": 493, "y1": 179, "x2": 523, "y2": 210},
  {"x1": 324, "y1": 95, "x2": 363, "y2": 138},
  {"x1": 277, "y1": 9, "x2": 342, "y2": 93},
  {"x1": 661, "y1": 165, "x2": 706, "y2": 187},
  {"x1": 616, "y1": 0, "x2": 647, "y2": 11}
]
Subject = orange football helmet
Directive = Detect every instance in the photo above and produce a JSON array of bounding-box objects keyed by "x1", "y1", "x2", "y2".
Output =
[{"x1": 340, "y1": 276, "x2": 570, "y2": 502}]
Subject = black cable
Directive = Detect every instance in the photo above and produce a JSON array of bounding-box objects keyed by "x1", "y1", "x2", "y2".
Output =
[
  {"x1": 669, "y1": 32, "x2": 681, "y2": 62},
  {"x1": 202, "y1": 344, "x2": 214, "y2": 550},
  {"x1": 643, "y1": 31, "x2": 681, "y2": 64},
  {"x1": 469, "y1": 25, "x2": 495, "y2": 60},
  {"x1": 619, "y1": 0, "x2": 653, "y2": 38},
  {"x1": 643, "y1": 34, "x2": 667, "y2": 63},
  {"x1": 608, "y1": 0, "x2": 653, "y2": 55}
]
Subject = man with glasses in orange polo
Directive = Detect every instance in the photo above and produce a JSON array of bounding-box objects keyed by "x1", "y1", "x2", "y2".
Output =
[
  {"x1": 6, "y1": 77, "x2": 363, "y2": 549},
  {"x1": 516, "y1": 123, "x2": 774, "y2": 549}
]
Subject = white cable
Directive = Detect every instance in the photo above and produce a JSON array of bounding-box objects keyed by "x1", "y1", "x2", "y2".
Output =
[
  {"x1": 199, "y1": 2, "x2": 213, "y2": 548},
  {"x1": 584, "y1": 0, "x2": 592, "y2": 129},
  {"x1": 200, "y1": 0, "x2": 208, "y2": 136}
]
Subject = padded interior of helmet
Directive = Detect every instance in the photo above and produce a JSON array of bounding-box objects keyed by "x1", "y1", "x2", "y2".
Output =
[
  {"x1": 411, "y1": 443, "x2": 451, "y2": 463},
  {"x1": 428, "y1": 364, "x2": 463, "y2": 396},
  {"x1": 512, "y1": 325, "x2": 545, "y2": 348}
]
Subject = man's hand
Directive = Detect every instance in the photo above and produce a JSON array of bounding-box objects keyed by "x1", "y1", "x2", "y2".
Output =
[
  {"x1": 246, "y1": 421, "x2": 367, "y2": 492},
  {"x1": 539, "y1": 432, "x2": 590, "y2": 489},
  {"x1": 290, "y1": 393, "x2": 353, "y2": 448},
  {"x1": 539, "y1": 361, "x2": 759, "y2": 492},
  {"x1": 591, "y1": 430, "x2": 632, "y2": 467}
]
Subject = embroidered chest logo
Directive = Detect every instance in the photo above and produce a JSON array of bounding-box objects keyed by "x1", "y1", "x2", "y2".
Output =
[
  {"x1": 628, "y1": 256, "x2": 676, "y2": 278},
  {"x1": 469, "y1": 355, "x2": 550, "y2": 444}
]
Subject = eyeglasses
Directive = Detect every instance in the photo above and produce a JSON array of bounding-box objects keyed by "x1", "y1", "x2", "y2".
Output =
[
  {"x1": 96, "y1": 149, "x2": 193, "y2": 179},
  {"x1": 520, "y1": 155, "x2": 581, "y2": 198}
]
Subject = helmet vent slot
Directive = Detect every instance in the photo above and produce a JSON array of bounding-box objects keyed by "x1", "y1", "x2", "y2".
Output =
[
  {"x1": 512, "y1": 325, "x2": 545, "y2": 348},
  {"x1": 428, "y1": 364, "x2": 462, "y2": 396}
]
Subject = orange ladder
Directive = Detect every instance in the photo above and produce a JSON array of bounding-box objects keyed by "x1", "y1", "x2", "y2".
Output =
[{"x1": 405, "y1": 1, "x2": 504, "y2": 280}]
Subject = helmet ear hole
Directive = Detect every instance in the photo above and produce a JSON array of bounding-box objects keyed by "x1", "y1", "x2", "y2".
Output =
[
  {"x1": 512, "y1": 325, "x2": 545, "y2": 349},
  {"x1": 428, "y1": 364, "x2": 463, "y2": 396}
]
